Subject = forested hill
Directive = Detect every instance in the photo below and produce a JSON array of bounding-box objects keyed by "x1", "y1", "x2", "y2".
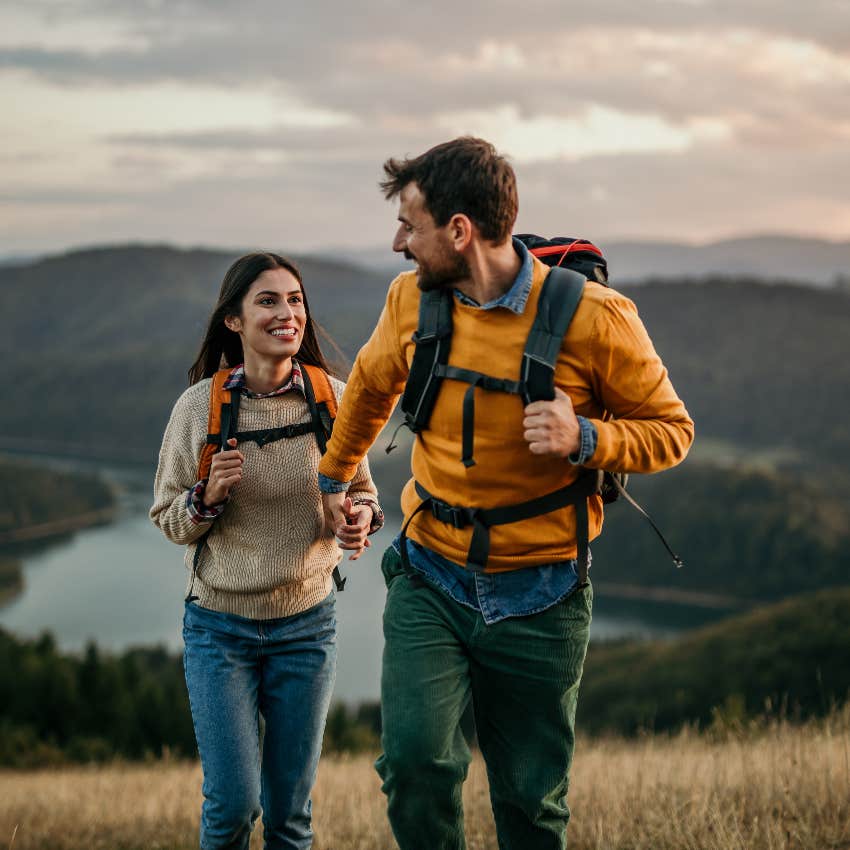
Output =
[
  {"x1": 2, "y1": 244, "x2": 848, "y2": 476},
  {"x1": 0, "y1": 245, "x2": 388, "y2": 462},
  {"x1": 626, "y1": 278, "x2": 850, "y2": 475}
]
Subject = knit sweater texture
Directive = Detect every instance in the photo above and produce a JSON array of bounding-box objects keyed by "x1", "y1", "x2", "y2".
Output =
[
  {"x1": 318, "y1": 256, "x2": 694, "y2": 571},
  {"x1": 151, "y1": 375, "x2": 379, "y2": 619}
]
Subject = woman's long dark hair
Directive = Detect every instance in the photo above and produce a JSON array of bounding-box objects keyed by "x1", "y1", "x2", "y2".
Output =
[{"x1": 188, "y1": 252, "x2": 338, "y2": 385}]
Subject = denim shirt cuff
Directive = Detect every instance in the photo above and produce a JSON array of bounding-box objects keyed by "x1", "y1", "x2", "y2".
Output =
[
  {"x1": 567, "y1": 416, "x2": 598, "y2": 465},
  {"x1": 318, "y1": 473, "x2": 351, "y2": 494}
]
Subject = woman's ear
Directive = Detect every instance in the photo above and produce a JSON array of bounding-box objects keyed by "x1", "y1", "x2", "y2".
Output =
[{"x1": 223, "y1": 315, "x2": 241, "y2": 333}]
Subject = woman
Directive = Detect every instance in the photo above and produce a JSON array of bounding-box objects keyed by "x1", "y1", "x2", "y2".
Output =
[{"x1": 151, "y1": 252, "x2": 382, "y2": 850}]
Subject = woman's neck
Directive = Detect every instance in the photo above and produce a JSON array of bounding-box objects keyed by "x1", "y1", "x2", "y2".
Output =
[{"x1": 241, "y1": 355, "x2": 293, "y2": 394}]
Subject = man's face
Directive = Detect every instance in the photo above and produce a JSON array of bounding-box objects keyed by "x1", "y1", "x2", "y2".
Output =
[{"x1": 392, "y1": 183, "x2": 469, "y2": 292}]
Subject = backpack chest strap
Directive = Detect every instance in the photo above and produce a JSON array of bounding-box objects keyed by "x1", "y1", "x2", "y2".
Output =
[
  {"x1": 432, "y1": 364, "x2": 525, "y2": 468},
  {"x1": 206, "y1": 420, "x2": 322, "y2": 449}
]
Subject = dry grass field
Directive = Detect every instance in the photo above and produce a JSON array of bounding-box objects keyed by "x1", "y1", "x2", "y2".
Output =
[{"x1": 2, "y1": 714, "x2": 849, "y2": 850}]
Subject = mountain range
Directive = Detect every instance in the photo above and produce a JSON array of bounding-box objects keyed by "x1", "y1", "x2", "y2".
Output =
[
  {"x1": 340, "y1": 234, "x2": 850, "y2": 287},
  {"x1": 3, "y1": 241, "x2": 848, "y2": 468}
]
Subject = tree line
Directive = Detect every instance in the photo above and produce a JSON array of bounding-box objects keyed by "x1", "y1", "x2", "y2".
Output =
[
  {"x1": 3, "y1": 584, "x2": 848, "y2": 766},
  {"x1": 0, "y1": 628, "x2": 380, "y2": 768}
]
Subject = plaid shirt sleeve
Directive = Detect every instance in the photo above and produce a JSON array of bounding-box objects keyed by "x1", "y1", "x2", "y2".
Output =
[
  {"x1": 351, "y1": 498, "x2": 385, "y2": 534},
  {"x1": 186, "y1": 479, "x2": 227, "y2": 525}
]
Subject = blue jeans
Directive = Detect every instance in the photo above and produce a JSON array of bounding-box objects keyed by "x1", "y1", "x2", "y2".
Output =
[{"x1": 183, "y1": 594, "x2": 337, "y2": 850}]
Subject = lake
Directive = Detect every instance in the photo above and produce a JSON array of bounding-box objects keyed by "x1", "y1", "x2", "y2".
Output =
[{"x1": 0, "y1": 460, "x2": 725, "y2": 704}]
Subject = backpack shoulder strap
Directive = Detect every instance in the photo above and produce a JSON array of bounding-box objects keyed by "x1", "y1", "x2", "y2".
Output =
[
  {"x1": 522, "y1": 266, "x2": 586, "y2": 404},
  {"x1": 399, "y1": 288, "x2": 454, "y2": 432},
  {"x1": 197, "y1": 369, "x2": 239, "y2": 480},
  {"x1": 301, "y1": 363, "x2": 337, "y2": 418},
  {"x1": 301, "y1": 363, "x2": 336, "y2": 453}
]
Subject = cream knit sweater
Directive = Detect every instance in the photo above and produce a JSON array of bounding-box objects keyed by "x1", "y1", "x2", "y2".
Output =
[{"x1": 150, "y1": 375, "x2": 379, "y2": 619}]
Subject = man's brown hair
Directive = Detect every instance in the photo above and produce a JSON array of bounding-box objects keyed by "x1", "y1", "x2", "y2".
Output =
[{"x1": 380, "y1": 137, "x2": 518, "y2": 243}]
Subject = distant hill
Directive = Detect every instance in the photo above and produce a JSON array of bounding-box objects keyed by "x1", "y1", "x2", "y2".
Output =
[
  {"x1": 604, "y1": 235, "x2": 850, "y2": 286},
  {"x1": 579, "y1": 586, "x2": 850, "y2": 735},
  {"x1": 342, "y1": 234, "x2": 850, "y2": 287},
  {"x1": 591, "y1": 462, "x2": 850, "y2": 602},
  {"x1": 618, "y1": 278, "x2": 850, "y2": 477},
  {"x1": 0, "y1": 244, "x2": 389, "y2": 461},
  {"x1": 2, "y1": 243, "x2": 849, "y2": 475}
]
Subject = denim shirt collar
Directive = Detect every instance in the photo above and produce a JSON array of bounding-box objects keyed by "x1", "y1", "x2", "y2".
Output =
[{"x1": 453, "y1": 237, "x2": 534, "y2": 315}]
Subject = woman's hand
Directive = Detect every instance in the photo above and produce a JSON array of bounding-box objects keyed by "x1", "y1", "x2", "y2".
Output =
[
  {"x1": 334, "y1": 496, "x2": 373, "y2": 561},
  {"x1": 204, "y1": 438, "x2": 244, "y2": 506}
]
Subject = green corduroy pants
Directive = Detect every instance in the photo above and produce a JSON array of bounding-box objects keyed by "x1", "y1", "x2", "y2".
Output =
[{"x1": 375, "y1": 546, "x2": 593, "y2": 850}]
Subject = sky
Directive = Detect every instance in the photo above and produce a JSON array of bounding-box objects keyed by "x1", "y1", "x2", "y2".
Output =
[{"x1": 1, "y1": 0, "x2": 849, "y2": 257}]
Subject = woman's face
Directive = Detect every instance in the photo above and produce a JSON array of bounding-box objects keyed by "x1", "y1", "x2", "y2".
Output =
[{"x1": 224, "y1": 267, "x2": 307, "y2": 365}]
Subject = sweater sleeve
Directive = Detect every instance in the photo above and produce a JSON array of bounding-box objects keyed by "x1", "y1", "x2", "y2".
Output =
[
  {"x1": 150, "y1": 385, "x2": 216, "y2": 545},
  {"x1": 583, "y1": 294, "x2": 694, "y2": 473},
  {"x1": 318, "y1": 277, "x2": 412, "y2": 483},
  {"x1": 326, "y1": 376, "x2": 383, "y2": 523}
]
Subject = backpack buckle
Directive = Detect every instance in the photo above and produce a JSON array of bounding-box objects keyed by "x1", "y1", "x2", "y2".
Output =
[{"x1": 430, "y1": 500, "x2": 471, "y2": 529}]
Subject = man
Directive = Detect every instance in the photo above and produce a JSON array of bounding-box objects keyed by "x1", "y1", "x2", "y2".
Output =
[{"x1": 319, "y1": 137, "x2": 693, "y2": 849}]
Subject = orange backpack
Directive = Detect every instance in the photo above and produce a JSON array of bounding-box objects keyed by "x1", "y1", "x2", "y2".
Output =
[
  {"x1": 197, "y1": 363, "x2": 338, "y2": 480},
  {"x1": 187, "y1": 363, "x2": 347, "y2": 599}
]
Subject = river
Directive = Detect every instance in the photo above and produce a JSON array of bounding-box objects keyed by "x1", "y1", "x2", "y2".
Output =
[{"x1": 0, "y1": 459, "x2": 725, "y2": 704}]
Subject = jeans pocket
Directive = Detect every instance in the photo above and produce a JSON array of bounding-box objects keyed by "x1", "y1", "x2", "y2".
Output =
[
  {"x1": 380, "y1": 545, "x2": 405, "y2": 588},
  {"x1": 182, "y1": 599, "x2": 202, "y2": 637},
  {"x1": 556, "y1": 581, "x2": 593, "y2": 626},
  {"x1": 574, "y1": 581, "x2": 593, "y2": 621}
]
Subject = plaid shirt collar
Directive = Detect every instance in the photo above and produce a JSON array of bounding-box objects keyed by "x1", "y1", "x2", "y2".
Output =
[{"x1": 223, "y1": 360, "x2": 305, "y2": 399}]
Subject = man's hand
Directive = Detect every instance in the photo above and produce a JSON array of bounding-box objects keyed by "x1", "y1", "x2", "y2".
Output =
[
  {"x1": 204, "y1": 438, "x2": 244, "y2": 505},
  {"x1": 322, "y1": 493, "x2": 371, "y2": 560},
  {"x1": 523, "y1": 387, "x2": 581, "y2": 458}
]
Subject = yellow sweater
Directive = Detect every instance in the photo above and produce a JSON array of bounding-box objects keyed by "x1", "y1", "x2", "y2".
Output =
[{"x1": 319, "y1": 257, "x2": 694, "y2": 571}]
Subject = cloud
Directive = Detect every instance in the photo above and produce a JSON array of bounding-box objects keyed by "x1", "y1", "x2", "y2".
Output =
[
  {"x1": 7, "y1": 20, "x2": 847, "y2": 156},
  {"x1": 1, "y1": 0, "x2": 849, "y2": 253}
]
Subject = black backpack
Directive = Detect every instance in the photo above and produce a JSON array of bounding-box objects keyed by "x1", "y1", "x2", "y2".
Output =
[{"x1": 393, "y1": 235, "x2": 681, "y2": 583}]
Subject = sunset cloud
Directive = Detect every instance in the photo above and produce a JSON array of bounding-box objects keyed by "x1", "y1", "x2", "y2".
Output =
[{"x1": 1, "y1": 0, "x2": 848, "y2": 254}]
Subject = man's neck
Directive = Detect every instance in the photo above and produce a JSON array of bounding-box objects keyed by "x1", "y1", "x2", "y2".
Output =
[{"x1": 453, "y1": 239, "x2": 521, "y2": 305}]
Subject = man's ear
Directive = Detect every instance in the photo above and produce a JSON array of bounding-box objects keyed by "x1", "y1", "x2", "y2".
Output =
[
  {"x1": 223, "y1": 315, "x2": 241, "y2": 333},
  {"x1": 448, "y1": 214, "x2": 474, "y2": 251}
]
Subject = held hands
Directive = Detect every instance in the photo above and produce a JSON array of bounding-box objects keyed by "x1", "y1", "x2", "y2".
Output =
[
  {"x1": 322, "y1": 493, "x2": 372, "y2": 561},
  {"x1": 204, "y1": 438, "x2": 244, "y2": 505},
  {"x1": 523, "y1": 387, "x2": 581, "y2": 458}
]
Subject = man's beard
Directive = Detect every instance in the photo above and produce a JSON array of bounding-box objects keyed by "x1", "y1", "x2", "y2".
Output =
[{"x1": 407, "y1": 248, "x2": 471, "y2": 292}]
